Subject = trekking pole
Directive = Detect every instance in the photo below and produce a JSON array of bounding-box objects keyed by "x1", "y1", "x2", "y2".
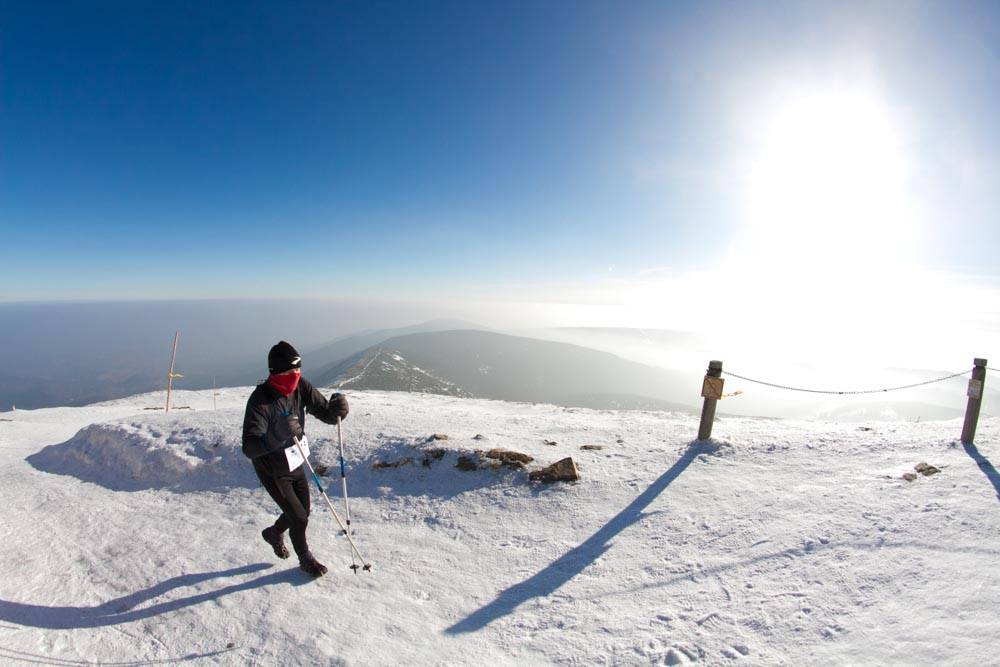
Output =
[
  {"x1": 293, "y1": 437, "x2": 372, "y2": 573},
  {"x1": 336, "y1": 417, "x2": 358, "y2": 572},
  {"x1": 337, "y1": 418, "x2": 353, "y2": 529}
]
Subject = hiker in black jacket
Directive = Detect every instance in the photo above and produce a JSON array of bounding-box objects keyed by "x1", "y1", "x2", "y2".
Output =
[{"x1": 242, "y1": 340, "x2": 349, "y2": 577}]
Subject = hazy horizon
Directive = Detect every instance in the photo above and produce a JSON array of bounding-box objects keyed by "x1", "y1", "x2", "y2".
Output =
[{"x1": 0, "y1": 299, "x2": 991, "y2": 422}]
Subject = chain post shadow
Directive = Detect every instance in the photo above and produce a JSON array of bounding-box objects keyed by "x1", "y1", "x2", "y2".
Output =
[
  {"x1": 445, "y1": 442, "x2": 712, "y2": 635},
  {"x1": 963, "y1": 442, "x2": 1000, "y2": 502}
]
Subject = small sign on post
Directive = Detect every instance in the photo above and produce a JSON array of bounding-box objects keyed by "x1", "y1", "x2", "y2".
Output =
[
  {"x1": 967, "y1": 379, "x2": 983, "y2": 400},
  {"x1": 702, "y1": 376, "x2": 725, "y2": 400},
  {"x1": 697, "y1": 360, "x2": 723, "y2": 441}
]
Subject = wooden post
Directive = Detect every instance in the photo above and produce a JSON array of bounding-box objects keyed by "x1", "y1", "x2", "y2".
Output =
[
  {"x1": 165, "y1": 331, "x2": 180, "y2": 413},
  {"x1": 698, "y1": 360, "x2": 724, "y2": 441},
  {"x1": 961, "y1": 358, "x2": 988, "y2": 445}
]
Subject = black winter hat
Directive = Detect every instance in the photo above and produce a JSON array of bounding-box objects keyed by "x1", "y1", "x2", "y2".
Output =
[{"x1": 268, "y1": 341, "x2": 302, "y2": 374}]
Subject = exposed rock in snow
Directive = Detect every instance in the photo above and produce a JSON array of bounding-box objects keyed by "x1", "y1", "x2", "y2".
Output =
[
  {"x1": 483, "y1": 448, "x2": 533, "y2": 466},
  {"x1": 915, "y1": 462, "x2": 941, "y2": 476},
  {"x1": 372, "y1": 457, "x2": 414, "y2": 470},
  {"x1": 455, "y1": 455, "x2": 478, "y2": 471},
  {"x1": 529, "y1": 457, "x2": 580, "y2": 483}
]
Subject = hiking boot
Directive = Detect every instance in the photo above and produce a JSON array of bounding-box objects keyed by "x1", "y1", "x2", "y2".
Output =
[
  {"x1": 261, "y1": 526, "x2": 290, "y2": 559},
  {"x1": 299, "y1": 553, "x2": 328, "y2": 578}
]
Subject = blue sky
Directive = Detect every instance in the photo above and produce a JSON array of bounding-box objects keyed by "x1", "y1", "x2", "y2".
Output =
[{"x1": 1, "y1": 1, "x2": 998, "y2": 332}]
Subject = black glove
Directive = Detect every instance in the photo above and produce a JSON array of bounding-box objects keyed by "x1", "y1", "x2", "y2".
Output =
[
  {"x1": 285, "y1": 415, "x2": 304, "y2": 440},
  {"x1": 329, "y1": 393, "x2": 349, "y2": 420}
]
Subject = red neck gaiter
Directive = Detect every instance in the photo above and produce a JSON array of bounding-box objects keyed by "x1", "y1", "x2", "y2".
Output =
[{"x1": 268, "y1": 370, "x2": 301, "y2": 396}]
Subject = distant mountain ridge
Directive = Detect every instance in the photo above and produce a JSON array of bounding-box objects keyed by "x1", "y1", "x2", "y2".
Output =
[
  {"x1": 316, "y1": 329, "x2": 697, "y2": 412},
  {"x1": 305, "y1": 319, "x2": 488, "y2": 381}
]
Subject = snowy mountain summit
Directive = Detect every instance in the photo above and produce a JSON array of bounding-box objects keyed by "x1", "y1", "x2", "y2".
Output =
[
  {"x1": 1, "y1": 387, "x2": 998, "y2": 665},
  {"x1": 330, "y1": 347, "x2": 473, "y2": 397}
]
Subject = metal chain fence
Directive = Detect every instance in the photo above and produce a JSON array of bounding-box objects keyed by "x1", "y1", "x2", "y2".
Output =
[{"x1": 721, "y1": 369, "x2": 972, "y2": 396}]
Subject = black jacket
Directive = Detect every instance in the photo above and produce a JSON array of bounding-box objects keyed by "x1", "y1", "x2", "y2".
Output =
[{"x1": 241, "y1": 377, "x2": 341, "y2": 460}]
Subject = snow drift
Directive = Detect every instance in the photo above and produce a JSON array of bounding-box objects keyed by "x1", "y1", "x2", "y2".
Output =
[{"x1": 27, "y1": 414, "x2": 257, "y2": 492}]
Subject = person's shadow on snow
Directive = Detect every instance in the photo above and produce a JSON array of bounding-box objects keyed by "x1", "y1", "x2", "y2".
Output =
[
  {"x1": 0, "y1": 563, "x2": 309, "y2": 629},
  {"x1": 446, "y1": 441, "x2": 714, "y2": 634}
]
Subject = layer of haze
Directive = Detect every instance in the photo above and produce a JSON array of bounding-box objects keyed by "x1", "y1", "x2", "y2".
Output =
[
  {"x1": 1, "y1": 299, "x2": 992, "y2": 421},
  {"x1": 0, "y1": 300, "x2": 442, "y2": 409}
]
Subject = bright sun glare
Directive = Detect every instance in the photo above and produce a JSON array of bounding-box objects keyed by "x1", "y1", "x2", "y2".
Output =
[
  {"x1": 744, "y1": 91, "x2": 912, "y2": 268},
  {"x1": 708, "y1": 89, "x2": 926, "y2": 363}
]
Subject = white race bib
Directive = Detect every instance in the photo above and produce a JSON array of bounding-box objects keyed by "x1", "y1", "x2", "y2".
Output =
[{"x1": 284, "y1": 436, "x2": 310, "y2": 471}]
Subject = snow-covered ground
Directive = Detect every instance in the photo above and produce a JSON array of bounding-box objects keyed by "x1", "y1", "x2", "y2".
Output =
[{"x1": 0, "y1": 388, "x2": 997, "y2": 665}]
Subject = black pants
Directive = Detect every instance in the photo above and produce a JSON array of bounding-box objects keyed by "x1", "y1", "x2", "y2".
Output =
[{"x1": 253, "y1": 453, "x2": 312, "y2": 559}]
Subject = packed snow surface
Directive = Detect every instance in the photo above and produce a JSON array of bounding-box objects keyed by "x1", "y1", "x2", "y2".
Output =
[{"x1": 1, "y1": 387, "x2": 998, "y2": 665}]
